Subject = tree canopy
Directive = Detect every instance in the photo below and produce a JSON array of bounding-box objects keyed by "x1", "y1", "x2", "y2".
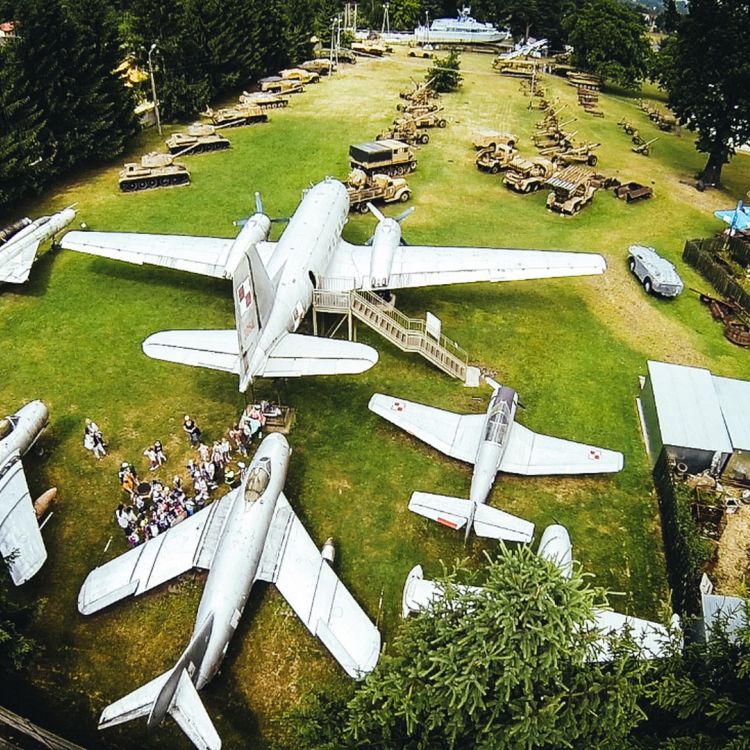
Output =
[
  {"x1": 426, "y1": 49, "x2": 462, "y2": 93},
  {"x1": 566, "y1": 0, "x2": 652, "y2": 88}
]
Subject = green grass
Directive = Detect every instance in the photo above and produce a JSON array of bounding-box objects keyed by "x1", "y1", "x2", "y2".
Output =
[{"x1": 1, "y1": 50, "x2": 750, "y2": 748}]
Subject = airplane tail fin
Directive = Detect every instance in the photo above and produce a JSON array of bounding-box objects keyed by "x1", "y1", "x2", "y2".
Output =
[
  {"x1": 99, "y1": 616, "x2": 220, "y2": 750},
  {"x1": 408, "y1": 491, "x2": 534, "y2": 543},
  {"x1": 233, "y1": 242, "x2": 276, "y2": 392}
]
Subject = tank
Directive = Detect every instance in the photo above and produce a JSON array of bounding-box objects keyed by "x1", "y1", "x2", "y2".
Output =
[
  {"x1": 238, "y1": 91, "x2": 289, "y2": 109},
  {"x1": 165, "y1": 123, "x2": 231, "y2": 155},
  {"x1": 118, "y1": 152, "x2": 190, "y2": 193},
  {"x1": 202, "y1": 104, "x2": 269, "y2": 127}
]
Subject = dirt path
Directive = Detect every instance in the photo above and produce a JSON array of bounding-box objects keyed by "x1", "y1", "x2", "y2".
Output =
[{"x1": 714, "y1": 504, "x2": 750, "y2": 594}]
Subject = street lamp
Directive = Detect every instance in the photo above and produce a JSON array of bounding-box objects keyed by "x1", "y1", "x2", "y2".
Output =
[{"x1": 147, "y1": 43, "x2": 162, "y2": 135}]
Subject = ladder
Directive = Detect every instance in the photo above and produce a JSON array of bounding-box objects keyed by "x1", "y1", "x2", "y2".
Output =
[{"x1": 313, "y1": 288, "x2": 468, "y2": 381}]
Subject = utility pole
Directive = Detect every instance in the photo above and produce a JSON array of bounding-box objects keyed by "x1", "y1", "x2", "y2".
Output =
[
  {"x1": 147, "y1": 43, "x2": 162, "y2": 135},
  {"x1": 382, "y1": 2, "x2": 390, "y2": 34}
]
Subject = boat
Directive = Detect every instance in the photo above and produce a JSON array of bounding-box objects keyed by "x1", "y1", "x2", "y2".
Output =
[{"x1": 414, "y1": 7, "x2": 510, "y2": 45}]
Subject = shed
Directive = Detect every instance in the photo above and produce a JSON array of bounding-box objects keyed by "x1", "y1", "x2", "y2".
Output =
[
  {"x1": 639, "y1": 361, "x2": 733, "y2": 474},
  {"x1": 713, "y1": 376, "x2": 750, "y2": 482}
]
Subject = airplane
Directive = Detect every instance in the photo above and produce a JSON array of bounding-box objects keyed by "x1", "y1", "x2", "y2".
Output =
[
  {"x1": 0, "y1": 207, "x2": 76, "y2": 285},
  {"x1": 715, "y1": 199, "x2": 750, "y2": 234},
  {"x1": 0, "y1": 400, "x2": 54, "y2": 585},
  {"x1": 60, "y1": 178, "x2": 607, "y2": 391},
  {"x1": 368, "y1": 378, "x2": 623, "y2": 543},
  {"x1": 402, "y1": 524, "x2": 681, "y2": 661},
  {"x1": 78, "y1": 432, "x2": 380, "y2": 750}
]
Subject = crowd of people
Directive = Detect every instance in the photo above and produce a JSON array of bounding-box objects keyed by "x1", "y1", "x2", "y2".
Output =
[{"x1": 91, "y1": 404, "x2": 273, "y2": 548}]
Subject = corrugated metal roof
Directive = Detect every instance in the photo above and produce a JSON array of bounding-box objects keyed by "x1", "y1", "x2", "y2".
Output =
[
  {"x1": 713, "y1": 375, "x2": 750, "y2": 451},
  {"x1": 647, "y1": 361, "x2": 733, "y2": 452},
  {"x1": 701, "y1": 593, "x2": 747, "y2": 641}
]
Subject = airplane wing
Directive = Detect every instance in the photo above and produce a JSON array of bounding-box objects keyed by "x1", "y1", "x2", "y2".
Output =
[
  {"x1": 61, "y1": 231, "x2": 236, "y2": 278},
  {"x1": 0, "y1": 241, "x2": 41, "y2": 284},
  {"x1": 142, "y1": 330, "x2": 239, "y2": 374},
  {"x1": 256, "y1": 492, "x2": 380, "y2": 679},
  {"x1": 499, "y1": 422, "x2": 624, "y2": 475},
  {"x1": 588, "y1": 609, "x2": 677, "y2": 661},
  {"x1": 325, "y1": 241, "x2": 606, "y2": 290},
  {"x1": 0, "y1": 452, "x2": 47, "y2": 585},
  {"x1": 77, "y1": 493, "x2": 237, "y2": 615},
  {"x1": 368, "y1": 393, "x2": 484, "y2": 464}
]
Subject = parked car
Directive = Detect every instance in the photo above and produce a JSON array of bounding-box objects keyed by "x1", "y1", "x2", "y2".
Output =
[{"x1": 627, "y1": 245, "x2": 684, "y2": 297}]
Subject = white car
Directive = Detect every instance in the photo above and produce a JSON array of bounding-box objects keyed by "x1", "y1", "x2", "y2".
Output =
[{"x1": 628, "y1": 245, "x2": 684, "y2": 297}]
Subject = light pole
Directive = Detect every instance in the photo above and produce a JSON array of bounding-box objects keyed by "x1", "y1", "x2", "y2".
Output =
[{"x1": 147, "y1": 43, "x2": 162, "y2": 135}]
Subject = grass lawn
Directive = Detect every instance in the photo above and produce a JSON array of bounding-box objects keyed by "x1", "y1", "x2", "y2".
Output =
[{"x1": 1, "y1": 50, "x2": 749, "y2": 748}]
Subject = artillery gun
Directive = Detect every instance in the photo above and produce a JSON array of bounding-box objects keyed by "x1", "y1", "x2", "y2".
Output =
[
  {"x1": 119, "y1": 152, "x2": 190, "y2": 192},
  {"x1": 475, "y1": 143, "x2": 518, "y2": 174},
  {"x1": 202, "y1": 103, "x2": 269, "y2": 127},
  {"x1": 632, "y1": 137, "x2": 659, "y2": 156},
  {"x1": 165, "y1": 123, "x2": 231, "y2": 156},
  {"x1": 399, "y1": 78, "x2": 437, "y2": 103},
  {"x1": 238, "y1": 91, "x2": 289, "y2": 109},
  {"x1": 378, "y1": 118, "x2": 429, "y2": 145},
  {"x1": 555, "y1": 141, "x2": 600, "y2": 167},
  {"x1": 503, "y1": 156, "x2": 558, "y2": 193},
  {"x1": 410, "y1": 107, "x2": 447, "y2": 129},
  {"x1": 396, "y1": 99, "x2": 440, "y2": 116},
  {"x1": 618, "y1": 118, "x2": 636, "y2": 135},
  {"x1": 535, "y1": 104, "x2": 566, "y2": 129},
  {"x1": 346, "y1": 169, "x2": 411, "y2": 212},
  {"x1": 535, "y1": 127, "x2": 578, "y2": 151},
  {"x1": 545, "y1": 166, "x2": 596, "y2": 214}
]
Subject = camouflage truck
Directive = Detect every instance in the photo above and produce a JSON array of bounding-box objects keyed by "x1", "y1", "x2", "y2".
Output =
[
  {"x1": 476, "y1": 143, "x2": 518, "y2": 174},
  {"x1": 346, "y1": 169, "x2": 411, "y2": 212},
  {"x1": 545, "y1": 166, "x2": 596, "y2": 214},
  {"x1": 119, "y1": 152, "x2": 190, "y2": 192},
  {"x1": 165, "y1": 123, "x2": 231, "y2": 155},
  {"x1": 503, "y1": 156, "x2": 558, "y2": 192},
  {"x1": 349, "y1": 140, "x2": 417, "y2": 177}
]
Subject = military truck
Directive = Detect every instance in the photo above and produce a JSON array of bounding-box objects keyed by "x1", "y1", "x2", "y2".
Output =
[
  {"x1": 279, "y1": 67, "x2": 319, "y2": 84},
  {"x1": 503, "y1": 156, "x2": 557, "y2": 192},
  {"x1": 239, "y1": 91, "x2": 289, "y2": 109},
  {"x1": 473, "y1": 130, "x2": 519, "y2": 150},
  {"x1": 476, "y1": 144, "x2": 517, "y2": 174},
  {"x1": 119, "y1": 152, "x2": 190, "y2": 192},
  {"x1": 165, "y1": 123, "x2": 231, "y2": 155},
  {"x1": 202, "y1": 104, "x2": 269, "y2": 127},
  {"x1": 378, "y1": 118, "x2": 429, "y2": 145},
  {"x1": 259, "y1": 76, "x2": 305, "y2": 95},
  {"x1": 545, "y1": 166, "x2": 596, "y2": 214},
  {"x1": 346, "y1": 169, "x2": 411, "y2": 212},
  {"x1": 349, "y1": 140, "x2": 417, "y2": 177}
]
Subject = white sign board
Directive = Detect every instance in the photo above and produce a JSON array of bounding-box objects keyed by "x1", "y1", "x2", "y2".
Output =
[{"x1": 425, "y1": 312, "x2": 441, "y2": 341}]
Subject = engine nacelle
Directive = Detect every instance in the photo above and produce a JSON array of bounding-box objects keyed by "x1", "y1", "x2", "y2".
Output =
[
  {"x1": 224, "y1": 213, "x2": 272, "y2": 277},
  {"x1": 368, "y1": 219, "x2": 402, "y2": 289}
]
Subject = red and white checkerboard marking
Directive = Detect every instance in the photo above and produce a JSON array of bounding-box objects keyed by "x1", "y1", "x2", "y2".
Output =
[
  {"x1": 391, "y1": 401, "x2": 405, "y2": 412},
  {"x1": 237, "y1": 278, "x2": 252, "y2": 315},
  {"x1": 589, "y1": 448, "x2": 602, "y2": 461}
]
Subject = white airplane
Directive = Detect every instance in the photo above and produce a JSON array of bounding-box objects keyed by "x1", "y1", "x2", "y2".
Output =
[
  {"x1": 60, "y1": 178, "x2": 607, "y2": 390},
  {"x1": 402, "y1": 524, "x2": 681, "y2": 661},
  {"x1": 0, "y1": 401, "x2": 54, "y2": 585},
  {"x1": 368, "y1": 379, "x2": 623, "y2": 543},
  {"x1": 78, "y1": 432, "x2": 380, "y2": 750},
  {"x1": 0, "y1": 208, "x2": 76, "y2": 285}
]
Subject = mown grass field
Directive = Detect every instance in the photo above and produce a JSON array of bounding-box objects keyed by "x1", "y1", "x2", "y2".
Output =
[{"x1": 1, "y1": 50, "x2": 749, "y2": 748}]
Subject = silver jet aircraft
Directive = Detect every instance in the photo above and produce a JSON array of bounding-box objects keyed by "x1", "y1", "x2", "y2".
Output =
[
  {"x1": 368, "y1": 379, "x2": 623, "y2": 543},
  {"x1": 0, "y1": 400, "x2": 52, "y2": 584},
  {"x1": 0, "y1": 208, "x2": 76, "y2": 284},
  {"x1": 61, "y1": 179, "x2": 607, "y2": 390},
  {"x1": 402, "y1": 524, "x2": 681, "y2": 661},
  {"x1": 78, "y1": 432, "x2": 380, "y2": 750}
]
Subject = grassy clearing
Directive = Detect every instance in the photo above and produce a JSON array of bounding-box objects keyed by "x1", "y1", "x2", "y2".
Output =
[{"x1": 1, "y1": 50, "x2": 749, "y2": 748}]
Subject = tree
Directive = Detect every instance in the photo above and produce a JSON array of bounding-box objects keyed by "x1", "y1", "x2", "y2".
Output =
[
  {"x1": 566, "y1": 0, "x2": 652, "y2": 88},
  {"x1": 289, "y1": 546, "x2": 657, "y2": 749},
  {"x1": 660, "y1": 0, "x2": 680, "y2": 33},
  {"x1": 656, "y1": 0, "x2": 750, "y2": 187},
  {"x1": 426, "y1": 49, "x2": 462, "y2": 92},
  {"x1": 0, "y1": 567, "x2": 43, "y2": 674}
]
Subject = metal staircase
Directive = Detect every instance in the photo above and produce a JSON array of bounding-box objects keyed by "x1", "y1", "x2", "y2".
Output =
[{"x1": 313, "y1": 287, "x2": 468, "y2": 381}]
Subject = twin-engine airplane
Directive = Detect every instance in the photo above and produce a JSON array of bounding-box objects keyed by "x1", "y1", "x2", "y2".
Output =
[
  {"x1": 0, "y1": 208, "x2": 76, "y2": 285},
  {"x1": 368, "y1": 379, "x2": 623, "y2": 543},
  {"x1": 0, "y1": 400, "x2": 54, "y2": 585},
  {"x1": 78, "y1": 432, "x2": 380, "y2": 750},
  {"x1": 60, "y1": 178, "x2": 607, "y2": 391},
  {"x1": 402, "y1": 524, "x2": 681, "y2": 661}
]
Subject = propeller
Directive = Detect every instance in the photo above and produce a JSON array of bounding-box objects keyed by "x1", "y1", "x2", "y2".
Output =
[
  {"x1": 364, "y1": 203, "x2": 416, "y2": 245},
  {"x1": 233, "y1": 192, "x2": 290, "y2": 227}
]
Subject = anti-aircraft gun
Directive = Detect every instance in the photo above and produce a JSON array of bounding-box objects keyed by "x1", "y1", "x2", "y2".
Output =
[{"x1": 632, "y1": 137, "x2": 659, "y2": 156}]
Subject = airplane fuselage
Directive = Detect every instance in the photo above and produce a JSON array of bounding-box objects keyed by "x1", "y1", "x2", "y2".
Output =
[
  {"x1": 0, "y1": 401, "x2": 49, "y2": 466},
  {"x1": 191, "y1": 432, "x2": 291, "y2": 689},
  {"x1": 249, "y1": 179, "x2": 349, "y2": 376},
  {"x1": 468, "y1": 386, "x2": 517, "y2": 506}
]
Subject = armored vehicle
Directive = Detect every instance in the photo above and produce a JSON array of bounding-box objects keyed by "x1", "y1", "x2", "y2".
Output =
[
  {"x1": 165, "y1": 123, "x2": 230, "y2": 155},
  {"x1": 259, "y1": 76, "x2": 305, "y2": 95},
  {"x1": 503, "y1": 156, "x2": 557, "y2": 192},
  {"x1": 202, "y1": 104, "x2": 269, "y2": 127},
  {"x1": 239, "y1": 91, "x2": 289, "y2": 109},
  {"x1": 627, "y1": 245, "x2": 684, "y2": 297},
  {"x1": 378, "y1": 118, "x2": 429, "y2": 145},
  {"x1": 472, "y1": 129, "x2": 518, "y2": 150},
  {"x1": 300, "y1": 58, "x2": 336, "y2": 75},
  {"x1": 119, "y1": 152, "x2": 190, "y2": 192},
  {"x1": 279, "y1": 68, "x2": 320, "y2": 84},
  {"x1": 346, "y1": 169, "x2": 411, "y2": 212},
  {"x1": 349, "y1": 140, "x2": 417, "y2": 177},
  {"x1": 352, "y1": 39, "x2": 392, "y2": 56},
  {"x1": 545, "y1": 166, "x2": 596, "y2": 214},
  {"x1": 476, "y1": 143, "x2": 517, "y2": 173}
]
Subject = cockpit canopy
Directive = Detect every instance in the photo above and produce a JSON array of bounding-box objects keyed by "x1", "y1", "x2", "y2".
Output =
[
  {"x1": 485, "y1": 395, "x2": 512, "y2": 444},
  {"x1": 244, "y1": 458, "x2": 271, "y2": 504},
  {"x1": 0, "y1": 417, "x2": 16, "y2": 441}
]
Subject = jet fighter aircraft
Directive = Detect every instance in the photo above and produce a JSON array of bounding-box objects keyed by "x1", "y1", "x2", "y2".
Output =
[
  {"x1": 0, "y1": 208, "x2": 76, "y2": 285},
  {"x1": 60, "y1": 179, "x2": 607, "y2": 390},
  {"x1": 78, "y1": 432, "x2": 380, "y2": 750},
  {"x1": 0, "y1": 400, "x2": 53, "y2": 585},
  {"x1": 402, "y1": 524, "x2": 681, "y2": 661},
  {"x1": 368, "y1": 379, "x2": 623, "y2": 543}
]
